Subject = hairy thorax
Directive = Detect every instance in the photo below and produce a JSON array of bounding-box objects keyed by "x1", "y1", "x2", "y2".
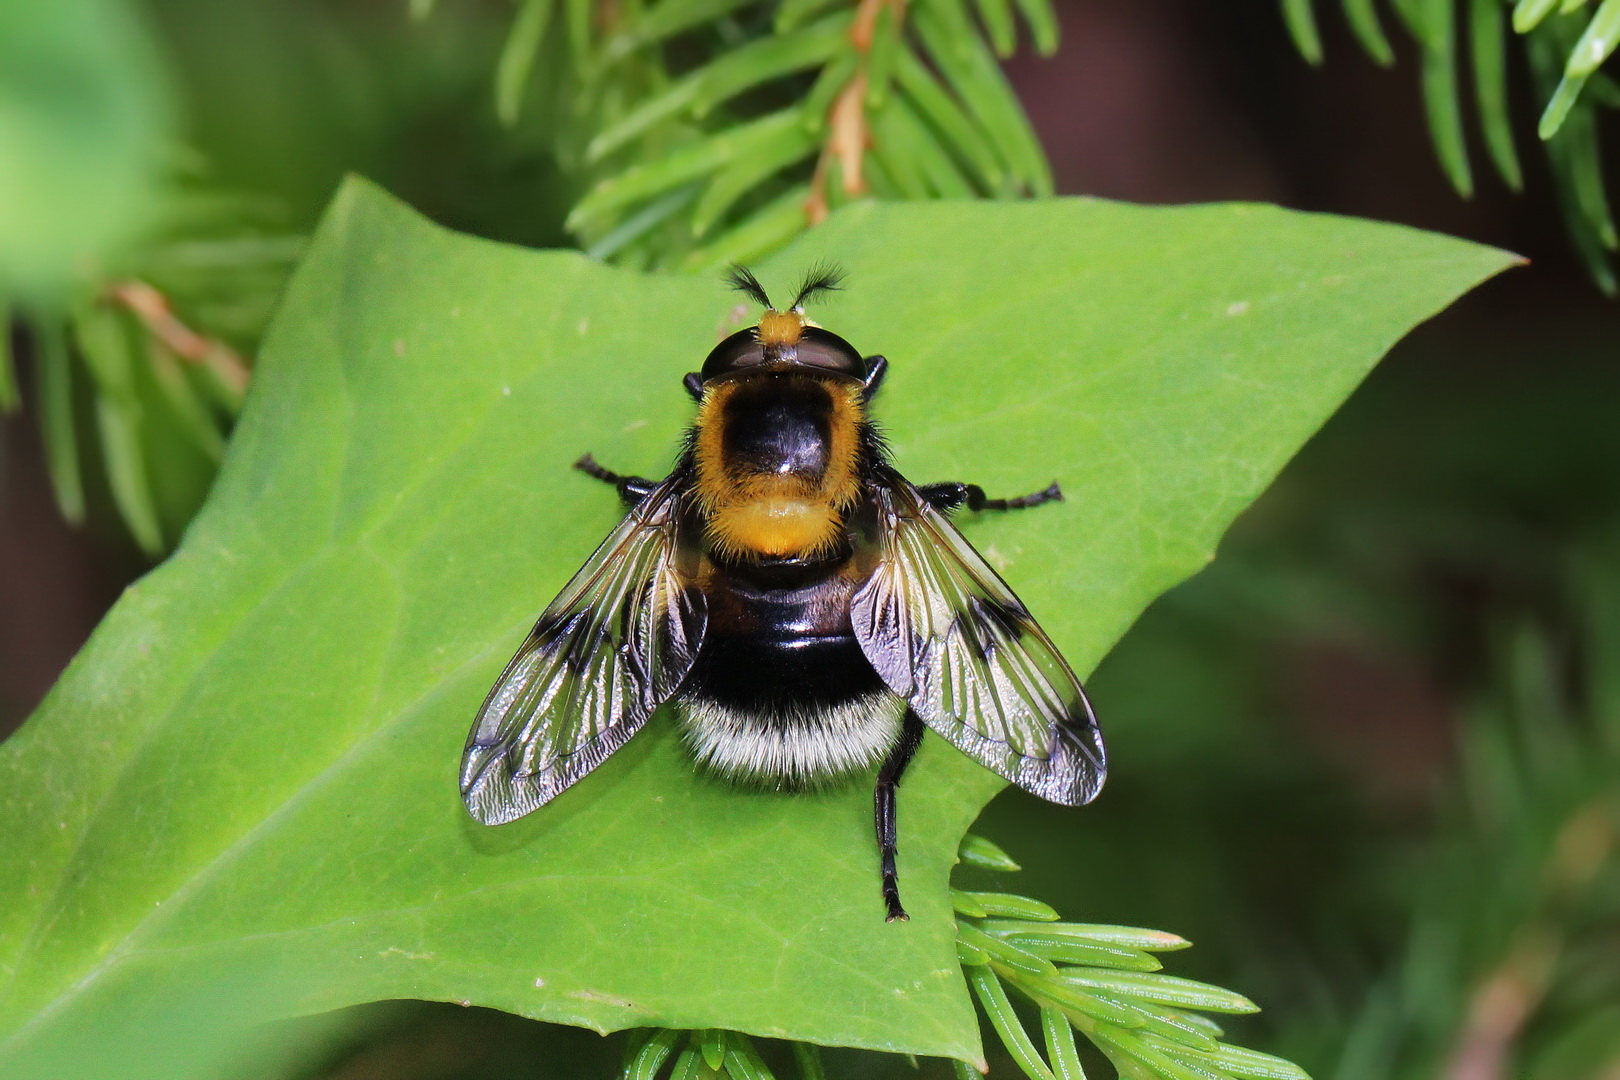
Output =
[{"x1": 692, "y1": 371, "x2": 864, "y2": 562}]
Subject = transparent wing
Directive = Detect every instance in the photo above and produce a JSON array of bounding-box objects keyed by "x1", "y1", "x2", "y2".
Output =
[
  {"x1": 851, "y1": 468, "x2": 1105, "y2": 805},
  {"x1": 461, "y1": 475, "x2": 705, "y2": 824}
]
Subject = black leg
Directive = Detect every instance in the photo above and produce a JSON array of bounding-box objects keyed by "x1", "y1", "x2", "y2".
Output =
[
  {"x1": 574, "y1": 454, "x2": 658, "y2": 505},
  {"x1": 861, "y1": 355, "x2": 888, "y2": 402},
  {"x1": 875, "y1": 709, "x2": 925, "y2": 922},
  {"x1": 683, "y1": 372, "x2": 704, "y2": 401},
  {"x1": 917, "y1": 480, "x2": 1064, "y2": 514}
]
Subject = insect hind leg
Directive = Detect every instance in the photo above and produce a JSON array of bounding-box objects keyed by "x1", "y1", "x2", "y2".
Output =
[
  {"x1": 918, "y1": 480, "x2": 1063, "y2": 514},
  {"x1": 574, "y1": 453, "x2": 657, "y2": 505},
  {"x1": 875, "y1": 709, "x2": 925, "y2": 922}
]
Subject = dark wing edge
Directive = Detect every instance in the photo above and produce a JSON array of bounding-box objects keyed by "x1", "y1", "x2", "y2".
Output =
[
  {"x1": 851, "y1": 469, "x2": 1106, "y2": 806},
  {"x1": 460, "y1": 475, "x2": 705, "y2": 824}
]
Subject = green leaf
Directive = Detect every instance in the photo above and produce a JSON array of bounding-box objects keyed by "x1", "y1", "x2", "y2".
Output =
[
  {"x1": 1559, "y1": 103, "x2": 1619, "y2": 246},
  {"x1": 143, "y1": 344, "x2": 227, "y2": 465},
  {"x1": 865, "y1": 5, "x2": 904, "y2": 110},
  {"x1": 959, "y1": 923, "x2": 1059, "y2": 977},
  {"x1": 968, "y1": 967, "x2": 1054, "y2": 1080},
  {"x1": 0, "y1": 0, "x2": 173, "y2": 296},
  {"x1": 0, "y1": 180, "x2": 1512, "y2": 1077},
  {"x1": 873, "y1": 93, "x2": 977, "y2": 198},
  {"x1": 1281, "y1": 0, "x2": 1325, "y2": 64},
  {"x1": 790, "y1": 1041, "x2": 827, "y2": 1080},
  {"x1": 1539, "y1": 68, "x2": 1593, "y2": 137},
  {"x1": 1180, "y1": 1040, "x2": 1311, "y2": 1080},
  {"x1": 952, "y1": 890, "x2": 990, "y2": 918},
  {"x1": 1342, "y1": 0, "x2": 1396, "y2": 65},
  {"x1": 999, "y1": 938, "x2": 1162, "y2": 972},
  {"x1": 1516, "y1": 0, "x2": 1564, "y2": 31},
  {"x1": 495, "y1": 0, "x2": 556, "y2": 127},
  {"x1": 690, "y1": 122, "x2": 819, "y2": 237},
  {"x1": 1528, "y1": 27, "x2": 1618, "y2": 290},
  {"x1": 1089, "y1": 1024, "x2": 1226, "y2": 1080},
  {"x1": 569, "y1": 110, "x2": 801, "y2": 231},
  {"x1": 92, "y1": 394, "x2": 164, "y2": 556},
  {"x1": 775, "y1": 0, "x2": 843, "y2": 33},
  {"x1": 800, "y1": 50, "x2": 860, "y2": 133},
  {"x1": 1054, "y1": 972, "x2": 1259, "y2": 1015},
  {"x1": 979, "y1": 923, "x2": 1191, "y2": 952},
  {"x1": 867, "y1": 123, "x2": 934, "y2": 201},
  {"x1": 628, "y1": 1029, "x2": 683, "y2": 1080},
  {"x1": 957, "y1": 937, "x2": 992, "y2": 966},
  {"x1": 1043, "y1": 984, "x2": 1148, "y2": 1028},
  {"x1": 1011, "y1": 0, "x2": 1060, "y2": 55},
  {"x1": 601, "y1": 0, "x2": 757, "y2": 62},
  {"x1": 1041, "y1": 1004, "x2": 1089, "y2": 1080},
  {"x1": 31, "y1": 317, "x2": 85, "y2": 523},
  {"x1": 587, "y1": 14, "x2": 850, "y2": 163},
  {"x1": 723, "y1": 1033, "x2": 776, "y2": 1080},
  {"x1": 671, "y1": 1045, "x2": 706, "y2": 1080},
  {"x1": 586, "y1": 184, "x2": 703, "y2": 261},
  {"x1": 1415, "y1": 0, "x2": 1475, "y2": 197},
  {"x1": 71, "y1": 304, "x2": 138, "y2": 403},
  {"x1": 1471, "y1": 0, "x2": 1525, "y2": 190},
  {"x1": 1566, "y1": 0, "x2": 1620, "y2": 74},
  {"x1": 957, "y1": 834, "x2": 1020, "y2": 872},
  {"x1": 912, "y1": 0, "x2": 1051, "y2": 193},
  {"x1": 956, "y1": 892, "x2": 1059, "y2": 921},
  {"x1": 699, "y1": 1029, "x2": 726, "y2": 1071},
  {"x1": 975, "y1": 0, "x2": 1019, "y2": 57},
  {"x1": 567, "y1": 0, "x2": 593, "y2": 66},
  {"x1": 1128, "y1": 1009, "x2": 1221, "y2": 1053},
  {"x1": 679, "y1": 183, "x2": 811, "y2": 271}
]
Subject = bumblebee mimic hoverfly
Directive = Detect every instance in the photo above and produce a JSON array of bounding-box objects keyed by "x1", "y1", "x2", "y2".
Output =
[{"x1": 460, "y1": 265, "x2": 1106, "y2": 921}]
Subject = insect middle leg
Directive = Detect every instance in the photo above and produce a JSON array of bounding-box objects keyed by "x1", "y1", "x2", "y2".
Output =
[
  {"x1": 574, "y1": 453, "x2": 658, "y2": 506},
  {"x1": 875, "y1": 709, "x2": 925, "y2": 922},
  {"x1": 917, "y1": 480, "x2": 1063, "y2": 513}
]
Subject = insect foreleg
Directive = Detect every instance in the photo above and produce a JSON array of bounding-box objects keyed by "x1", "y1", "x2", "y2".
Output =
[
  {"x1": 875, "y1": 709, "x2": 925, "y2": 922},
  {"x1": 574, "y1": 454, "x2": 658, "y2": 505},
  {"x1": 917, "y1": 480, "x2": 1064, "y2": 514}
]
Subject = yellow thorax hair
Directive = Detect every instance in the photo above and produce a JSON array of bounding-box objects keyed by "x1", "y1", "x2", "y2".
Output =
[{"x1": 692, "y1": 375, "x2": 865, "y2": 562}]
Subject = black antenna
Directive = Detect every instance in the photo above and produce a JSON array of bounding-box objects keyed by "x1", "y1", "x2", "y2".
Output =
[
  {"x1": 726, "y1": 265, "x2": 774, "y2": 309},
  {"x1": 791, "y1": 261, "x2": 846, "y2": 310}
]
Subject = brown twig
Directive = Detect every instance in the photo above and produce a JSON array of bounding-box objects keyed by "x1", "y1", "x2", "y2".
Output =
[
  {"x1": 105, "y1": 280, "x2": 251, "y2": 399},
  {"x1": 1442, "y1": 933, "x2": 1557, "y2": 1080},
  {"x1": 805, "y1": 0, "x2": 900, "y2": 224},
  {"x1": 1441, "y1": 801, "x2": 1616, "y2": 1080}
]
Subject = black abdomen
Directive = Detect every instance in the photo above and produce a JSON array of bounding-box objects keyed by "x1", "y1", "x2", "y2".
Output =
[
  {"x1": 685, "y1": 633, "x2": 885, "y2": 710},
  {"x1": 675, "y1": 561, "x2": 905, "y2": 786}
]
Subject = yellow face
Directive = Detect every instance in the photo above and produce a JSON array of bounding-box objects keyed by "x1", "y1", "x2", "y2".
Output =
[
  {"x1": 755, "y1": 308, "x2": 806, "y2": 348},
  {"x1": 691, "y1": 373, "x2": 865, "y2": 563}
]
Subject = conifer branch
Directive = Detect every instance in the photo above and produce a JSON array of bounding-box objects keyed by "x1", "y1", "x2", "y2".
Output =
[{"x1": 1285, "y1": 0, "x2": 1619, "y2": 291}]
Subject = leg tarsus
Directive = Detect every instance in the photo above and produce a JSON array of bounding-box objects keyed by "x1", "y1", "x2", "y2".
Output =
[
  {"x1": 875, "y1": 710, "x2": 925, "y2": 922},
  {"x1": 967, "y1": 480, "x2": 1063, "y2": 512},
  {"x1": 574, "y1": 453, "x2": 616, "y2": 484},
  {"x1": 574, "y1": 454, "x2": 657, "y2": 505},
  {"x1": 918, "y1": 479, "x2": 1063, "y2": 514}
]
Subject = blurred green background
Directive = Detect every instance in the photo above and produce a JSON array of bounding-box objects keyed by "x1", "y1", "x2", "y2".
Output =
[{"x1": 2, "y1": 1, "x2": 1617, "y2": 1078}]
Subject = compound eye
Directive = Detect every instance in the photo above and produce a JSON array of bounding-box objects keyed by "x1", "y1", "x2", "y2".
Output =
[
  {"x1": 794, "y1": 327, "x2": 864, "y2": 378},
  {"x1": 700, "y1": 327, "x2": 766, "y2": 380}
]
